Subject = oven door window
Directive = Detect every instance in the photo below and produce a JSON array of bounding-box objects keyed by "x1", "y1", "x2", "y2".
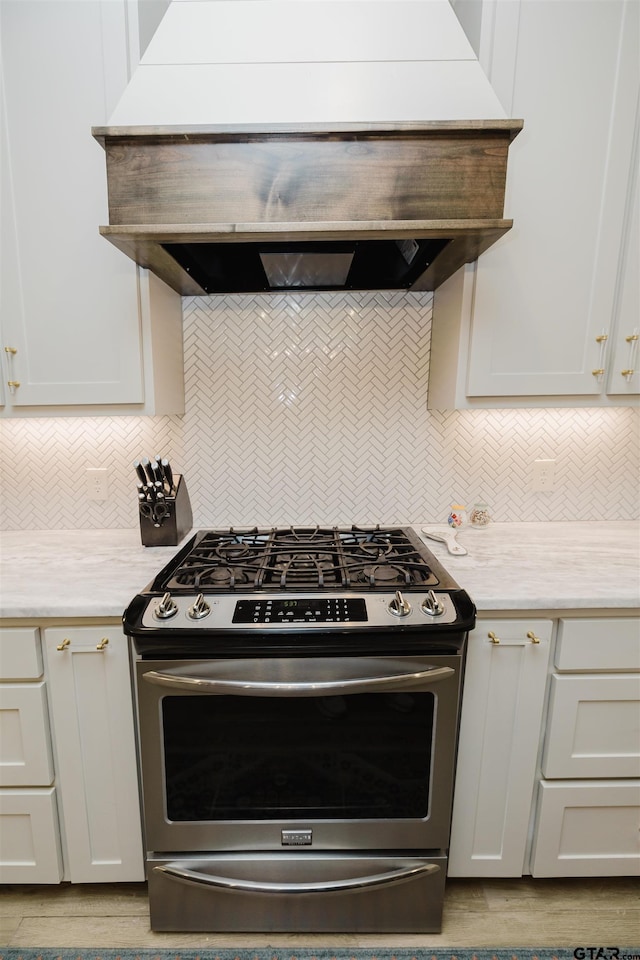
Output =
[{"x1": 162, "y1": 692, "x2": 435, "y2": 821}]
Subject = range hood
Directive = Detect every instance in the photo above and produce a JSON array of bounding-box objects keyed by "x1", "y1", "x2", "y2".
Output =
[{"x1": 93, "y1": 2, "x2": 522, "y2": 295}]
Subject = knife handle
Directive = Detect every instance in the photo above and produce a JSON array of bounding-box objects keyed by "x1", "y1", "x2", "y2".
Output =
[
  {"x1": 133, "y1": 461, "x2": 148, "y2": 486},
  {"x1": 161, "y1": 459, "x2": 174, "y2": 493},
  {"x1": 141, "y1": 456, "x2": 155, "y2": 485}
]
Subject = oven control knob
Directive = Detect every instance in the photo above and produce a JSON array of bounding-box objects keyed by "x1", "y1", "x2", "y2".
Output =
[
  {"x1": 154, "y1": 591, "x2": 178, "y2": 620},
  {"x1": 421, "y1": 590, "x2": 445, "y2": 617},
  {"x1": 188, "y1": 593, "x2": 211, "y2": 620},
  {"x1": 388, "y1": 590, "x2": 411, "y2": 618}
]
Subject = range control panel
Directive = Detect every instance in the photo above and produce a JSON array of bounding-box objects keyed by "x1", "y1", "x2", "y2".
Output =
[
  {"x1": 140, "y1": 591, "x2": 461, "y2": 629},
  {"x1": 233, "y1": 597, "x2": 368, "y2": 624}
]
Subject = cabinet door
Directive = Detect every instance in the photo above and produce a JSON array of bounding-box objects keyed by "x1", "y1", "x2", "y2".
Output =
[
  {"x1": 0, "y1": 0, "x2": 144, "y2": 406},
  {"x1": 465, "y1": 0, "x2": 639, "y2": 398},
  {"x1": 543, "y1": 674, "x2": 640, "y2": 779},
  {"x1": 448, "y1": 619, "x2": 553, "y2": 877},
  {"x1": 0, "y1": 682, "x2": 53, "y2": 786},
  {"x1": 0, "y1": 787, "x2": 63, "y2": 883},
  {"x1": 44, "y1": 627, "x2": 144, "y2": 882},
  {"x1": 531, "y1": 780, "x2": 640, "y2": 877},
  {"x1": 0, "y1": 627, "x2": 42, "y2": 680}
]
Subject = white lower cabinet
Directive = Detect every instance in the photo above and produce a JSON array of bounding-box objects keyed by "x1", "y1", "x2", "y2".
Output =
[
  {"x1": 43, "y1": 626, "x2": 144, "y2": 882},
  {"x1": 1, "y1": 623, "x2": 144, "y2": 884},
  {"x1": 448, "y1": 618, "x2": 553, "y2": 876},
  {"x1": 531, "y1": 780, "x2": 640, "y2": 877},
  {"x1": 450, "y1": 615, "x2": 640, "y2": 878},
  {"x1": 542, "y1": 673, "x2": 640, "y2": 779},
  {"x1": 0, "y1": 788, "x2": 62, "y2": 884},
  {"x1": 0, "y1": 627, "x2": 63, "y2": 883},
  {"x1": 530, "y1": 617, "x2": 640, "y2": 877}
]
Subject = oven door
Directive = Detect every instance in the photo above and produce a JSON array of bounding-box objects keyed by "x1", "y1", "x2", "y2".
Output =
[{"x1": 135, "y1": 653, "x2": 463, "y2": 853}]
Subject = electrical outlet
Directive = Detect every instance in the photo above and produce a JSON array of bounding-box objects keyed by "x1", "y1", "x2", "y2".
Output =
[
  {"x1": 86, "y1": 467, "x2": 108, "y2": 501},
  {"x1": 531, "y1": 458, "x2": 556, "y2": 492}
]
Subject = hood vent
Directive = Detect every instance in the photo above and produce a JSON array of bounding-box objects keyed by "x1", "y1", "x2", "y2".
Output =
[{"x1": 93, "y1": 120, "x2": 522, "y2": 295}]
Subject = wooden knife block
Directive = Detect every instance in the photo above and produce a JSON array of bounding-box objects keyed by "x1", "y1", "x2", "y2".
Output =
[{"x1": 139, "y1": 474, "x2": 193, "y2": 547}]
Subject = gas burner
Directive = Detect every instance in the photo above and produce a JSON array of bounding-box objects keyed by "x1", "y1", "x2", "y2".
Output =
[
  {"x1": 357, "y1": 542, "x2": 394, "y2": 559},
  {"x1": 175, "y1": 564, "x2": 256, "y2": 589},
  {"x1": 272, "y1": 552, "x2": 338, "y2": 588},
  {"x1": 215, "y1": 543, "x2": 258, "y2": 562},
  {"x1": 361, "y1": 563, "x2": 409, "y2": 584}
]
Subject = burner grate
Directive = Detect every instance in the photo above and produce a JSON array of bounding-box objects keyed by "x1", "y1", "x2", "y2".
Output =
[{"x1": 161, "y1": 525, "x2": 439, "y2": 592}]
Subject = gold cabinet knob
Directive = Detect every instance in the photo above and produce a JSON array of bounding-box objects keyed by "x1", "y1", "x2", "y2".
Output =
[
  {"x1": 56, "y1": 638, "x2": 71, "y2": 651},
  {"x1": 488, "y1": 631, "x2": 500, "y2": 644},
  {"x1": 96, "y1": 637, "x2": 109, "y2": 651},
  {"x1": 526, "y1": 631, "x2": 541, "y2": 644}
]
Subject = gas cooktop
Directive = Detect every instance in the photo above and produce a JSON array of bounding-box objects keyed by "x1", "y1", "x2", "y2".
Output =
[
  {"x1": 124, "y1": 527, "x2": 476, "y2": 655},
  {"x1": 152, "y1": 525, "x2": 451, "y2": 593}
]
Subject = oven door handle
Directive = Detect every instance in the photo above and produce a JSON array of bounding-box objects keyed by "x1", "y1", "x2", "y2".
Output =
[
  {"x1": 154, "y1": 860, "x2": 440, "y2": 894},
  {"x1": 141, "y1": 658, "x2": 455, "y2": 696}
]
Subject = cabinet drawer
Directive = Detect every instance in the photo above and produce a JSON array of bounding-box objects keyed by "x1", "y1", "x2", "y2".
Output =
[
  {"x1": 0, "y1": 786, "x2": 63, "y2": 883},
  {"x1": 0, "y1": 682, "x2": 54, "y2": 786},
  {"x1": 543, "y1": 673, "x2": 640, "y2": 779},
  {"x1": 0, "y1": 628, "x2": 42, "y2": 679},
  {"x1": 556, "y1": 619, "x2": 640, "y2": 671},
  {"x1": 531, "y1": 780, "x2": 640, "y2": 877}
]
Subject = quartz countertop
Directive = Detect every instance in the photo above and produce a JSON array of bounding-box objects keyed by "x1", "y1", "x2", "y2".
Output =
[
  {"x1": 0, "y1": 523, "x2": 638, "y2": 620},
  {"x1": 413, "y1": 521, "x2": 639, "y2": 612}
]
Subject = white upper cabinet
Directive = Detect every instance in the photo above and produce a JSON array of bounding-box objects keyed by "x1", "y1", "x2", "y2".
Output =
[
  {"x1": 429, "y1": 0, "x2": 639, "y2": 408},
  {"x1": 0, "y1": 0, "x2": 184, "y2": 415}
]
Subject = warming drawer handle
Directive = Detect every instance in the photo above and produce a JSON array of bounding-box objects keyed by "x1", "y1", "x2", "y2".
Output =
[
  {"x1": 142, "y1": 660, "x2": 455, "y2": 696},
  {"x1": 154, "y1": 860, "x2": 440, "y2": 895}
]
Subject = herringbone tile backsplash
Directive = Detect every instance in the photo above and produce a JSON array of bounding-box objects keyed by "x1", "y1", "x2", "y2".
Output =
[{"x1": 1, "y1": 291, "x2": 638, "y2": 530}]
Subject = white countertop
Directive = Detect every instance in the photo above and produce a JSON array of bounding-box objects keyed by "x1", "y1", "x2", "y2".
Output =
[
  {"x1": 413, "y1": 521, "x2": 639, "y2": 612},
  {"x1": 0, "y1": 522, "x2": 638, "y2": 620}
]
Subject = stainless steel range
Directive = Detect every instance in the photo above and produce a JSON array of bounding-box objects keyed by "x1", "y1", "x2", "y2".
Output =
[{"x1": 124, "y1": 525, "x2": 475, "y2": 933}]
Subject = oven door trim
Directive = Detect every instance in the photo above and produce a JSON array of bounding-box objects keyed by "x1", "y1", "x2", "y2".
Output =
[{"x1": 135, "y1": 652, "x2": 463, "y2": 853}]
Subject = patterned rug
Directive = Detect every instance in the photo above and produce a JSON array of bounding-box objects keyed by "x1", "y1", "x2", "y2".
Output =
[{"x1": 0, "y1": 949, "x2": 608, "y2": 960}]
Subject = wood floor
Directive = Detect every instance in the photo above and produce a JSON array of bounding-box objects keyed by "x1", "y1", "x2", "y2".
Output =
[{"x1": 1, "y1": 878, "x2": 639, "y2": 949}]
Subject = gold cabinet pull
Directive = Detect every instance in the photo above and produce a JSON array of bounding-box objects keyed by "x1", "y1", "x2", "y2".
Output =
[
  {"x1": 4, "y1": 347, "x2": 19, "y2": 393},
  {"x1": 526, "y1": 631, "x2": 541, "y2": 644},
  {"x1": 488, "y1": 631, "x2": 500, "y2": 644},
  {"x1": 56, "y1": 638, "x2": 71, "y2": 651},
  {"x1": 622, "y1": 331, "x2": 639, "y2": 381},
  {"x1": 592, "y1": 330, "x2": 609, "y2": 381},
  {"x1": 96, "y1": 637, "x2": 109, "y2": 651}
]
